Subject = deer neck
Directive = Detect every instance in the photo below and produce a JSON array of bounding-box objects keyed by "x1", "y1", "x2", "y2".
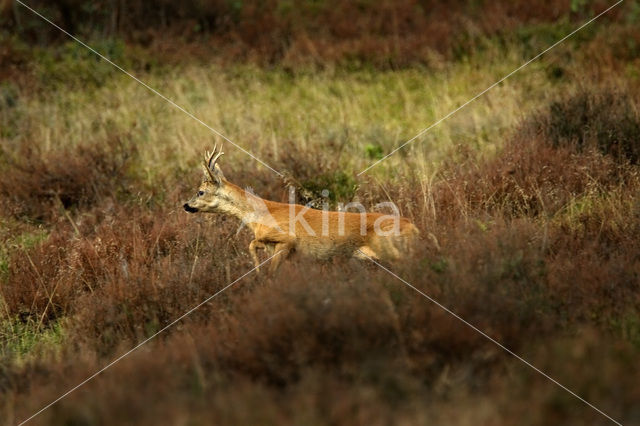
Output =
[{"x1": 217, "y1": 182, "x2": 272, "y2": 225}]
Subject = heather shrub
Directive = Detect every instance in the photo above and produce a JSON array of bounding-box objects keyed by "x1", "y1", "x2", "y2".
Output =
[
  {"x1": 210, "y1": 266, "x2": 407, "y2": 386},
  {"x1": 2, "y1": 3, "x2": 640, "y2": 424},
  {"x1": 69, "y1": 212, "x2": 252, "y2": 355},
  {"x1": 278, "y1": 143, "x2": 357, "y2": 207},
  {"x1": 0, "y1": 138, "x2": 135, "y2": 221},
  {"x1": 3, "y1": 227, "x2": 79, "y2": 324},
  {"x1": 2, "y1": 198, "x2": 255, "y2": 354},
  {"x1": 4, "y1": 0, "x2": 587, "y2": 69},
  {"x1": 537, "y1": 88, "x2": 640, "y2": 164},
  {"x1": 434, "y1": 91, "x2": 638, "y2": 219}
]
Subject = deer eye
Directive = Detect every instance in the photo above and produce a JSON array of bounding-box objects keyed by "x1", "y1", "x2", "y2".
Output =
[{"x1": 197, "y1": 190, "x2": 205, "y2": 196}]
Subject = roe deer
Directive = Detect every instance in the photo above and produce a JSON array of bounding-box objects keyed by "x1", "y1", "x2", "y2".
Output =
[{"x1": 183, "y1": 146, "x2": 419, "y2": 274}]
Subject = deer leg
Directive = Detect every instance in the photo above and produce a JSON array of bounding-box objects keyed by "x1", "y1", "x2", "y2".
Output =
[
  {"x1": 268, "y1": 242, "x2": 293, "y2": 275},
  {"x1": 249, "y1": 239, "x2": 266, "y2": 272},
  {"x1": 354, "y1": 245, "x2": 380, "y2": 262},
  {"x1": 355, "y1": 245, "x2": 393, "y2": 270}
]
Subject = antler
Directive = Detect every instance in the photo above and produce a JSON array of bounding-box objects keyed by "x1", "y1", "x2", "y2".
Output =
[
  {"x1": 204, "y1": 144, "x2": 225, "y2": 170},
  {"x1": 202, "y1": 144, "x2": 225, "y2": 183}
]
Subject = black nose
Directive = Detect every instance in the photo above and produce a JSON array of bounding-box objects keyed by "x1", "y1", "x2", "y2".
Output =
[{"x1": 183, "y1": 203, "x2": 199, "y2": 213}]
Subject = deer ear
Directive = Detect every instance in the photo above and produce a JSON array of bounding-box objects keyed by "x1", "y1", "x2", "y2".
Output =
[{"x1": 213, "y1": 163, "x2": 226, "y2": 180}]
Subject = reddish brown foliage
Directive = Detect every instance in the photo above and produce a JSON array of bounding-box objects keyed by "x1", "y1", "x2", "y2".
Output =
[
  {"x1": 0, "y1": 138, "x2": 134, "y2": 221},
  {"x1": 2, "y1": 13, "x2": 640, "y2": 423},
  {"x1": 5, "y1": 0, "x2": 620, "y2": 69},
  {"x1": 2, "y1": 197, "x2": 254, "y2": 351},
  {"x1": 434, "y1": 88, "x2": 640, "y2": 220}
]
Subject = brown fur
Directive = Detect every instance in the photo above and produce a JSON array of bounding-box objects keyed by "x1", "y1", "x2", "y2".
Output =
[{"x1": 184, "y1": 148, "x2": 418, "y2": 274}]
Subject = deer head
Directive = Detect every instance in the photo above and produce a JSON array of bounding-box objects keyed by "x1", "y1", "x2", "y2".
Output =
[{"x1": 183, "y1": 145, "x2": 228, "y2": 213}]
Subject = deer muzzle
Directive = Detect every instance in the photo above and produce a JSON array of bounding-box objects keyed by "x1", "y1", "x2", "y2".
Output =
[{"x1": 183, "y1": 203, "x2": 199, "y2": 213}]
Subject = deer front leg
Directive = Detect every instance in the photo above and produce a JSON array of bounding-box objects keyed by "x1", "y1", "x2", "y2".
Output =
[
  {"x1": 249, "y1": 239, "x2": 267, "y2": 272},
  {"x1": 269, "y1": 242, "x2": 293, "y2": 275}
]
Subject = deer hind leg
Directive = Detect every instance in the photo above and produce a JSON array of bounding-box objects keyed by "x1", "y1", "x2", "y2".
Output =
[
  {"x1": 249, "y1": 239, "x2": 267, "y2": 272},
  {"x1": 354, "y1": 245, "x2": 380, "y2": 262},
  {"x1": 355, "y1": 245, "x2": 396, "y2": 270},
  {"x1": 269, "y1": 242, "x2": 293, "y2": 275}
]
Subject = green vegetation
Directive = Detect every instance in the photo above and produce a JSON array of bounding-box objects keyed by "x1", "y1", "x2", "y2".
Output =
[
  {"x1": 0, "y1": 317, "x2": 64, "y2": 361},
  {"x1": 0, "y1": 226, "x2": 48, "y2": 279}
]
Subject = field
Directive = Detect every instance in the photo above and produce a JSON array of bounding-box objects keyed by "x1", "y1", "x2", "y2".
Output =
[{"x1": 1, "y1": 1, "x2": 640, "y2": 424}]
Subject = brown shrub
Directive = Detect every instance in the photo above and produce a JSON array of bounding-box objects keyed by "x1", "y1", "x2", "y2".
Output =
[
  {"x1": 3, "y1": 81, "x2": 640, "y2": 423},
  {"x1": 536, "y1": 88, "x2": 640, "y2": 164},
  {"x1": 1, "y1": 193, "x2": 253, "y2": 349},
  {"x1": 69, "y1": 212, "x2": 253, "y2": 355},
  {"x1": 7, "y1": 0, "x2": 594, "y2": 69},
  {"x1": 195, "y1": 266, "x2": 407, "y2": 386},
  {"x1": 7, "y1": 235, "x2": 639, "y2": 424},
  {"x1": 433, "y1": 89, "x2": 639, "y2": 220},
  {"x1": 499, "y1": 328, "x2": 640, "y2": 425},
  {"x1": 479, "y1": 139, "x2": 627, "y2": 217},
  {"x1": 276, "y1": 140, "x2": 358, "y2": 207},
  {"x1": 0, "y1": 138, "x2": 134, "y2": 222}
]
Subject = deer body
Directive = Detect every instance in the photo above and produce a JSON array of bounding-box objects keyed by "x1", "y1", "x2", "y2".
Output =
[{"x1": 183, "y1": 147, "x2": 418, "y2": 274}]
